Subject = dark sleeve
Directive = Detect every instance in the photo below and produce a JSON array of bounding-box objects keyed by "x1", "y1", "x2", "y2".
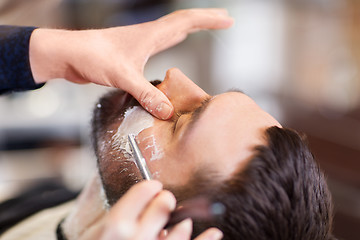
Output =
[{"x1": 0, "y1": 26, "x2": 45, "y2": 95}]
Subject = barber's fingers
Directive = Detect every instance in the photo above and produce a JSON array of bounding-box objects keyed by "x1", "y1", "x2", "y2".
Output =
[
  {"x1": 108, "y1": 8, "x2": 232, "y2": 120},
  {"x1": 101, "y1": 180, "x2": 163, "y2": 240},
  {"x1": 163, "y1": 219, "x2": 193, "y2": 240},
  {"x1": 152, "y1": 8, "x2": 234, "y2": 55},
  {"x1": 164, "y1": 222, "x2": 223, "y2": 240},
  {"x1": 162, "y1": 8, "x2": 233, "y2": 30},
  {"x1": 193, "y1": 228, "x2": 224, "y2": 240},
  {"x1": 124, "y1": 75, "x2": 174, "y2": 120},
  {"x1": 135, "y1": 190, "x2": 176, "y2": 239}
]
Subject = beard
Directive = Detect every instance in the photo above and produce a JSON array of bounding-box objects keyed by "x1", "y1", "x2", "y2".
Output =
[
  {"x1": 99, "y1": 158, "x2": 142, "y2": 206},
  {"x1": 92, "y1": 80, "x2": 164, "y2": 206},
  {"x1": 92, "y1": 81, "x2": 209, "y2": 207},
  {"x1": 92, "y1": 89, "x2": 146, "y2": 206}
]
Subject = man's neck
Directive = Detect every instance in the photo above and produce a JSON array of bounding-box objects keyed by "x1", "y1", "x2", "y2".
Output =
[{"x1": 62, "y1": 173, "x2": 108, "y2": 239}]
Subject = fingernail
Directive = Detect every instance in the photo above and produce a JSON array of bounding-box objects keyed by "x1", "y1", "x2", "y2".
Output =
[
  {"x1": 159, "y1": 229, "x2": 168, "y2": 238},
  {"x1": 210, "y1": 229, "x2": 223, "y2": 240},
  {"x1": 117, "y1": 222, "x2": 135, "y2": 239},
  {"x1": 177, "y1": 218, "x2": 192, "y2": 232},
  {"x1": 223, "y1": 17, "x2": 234, "y2": 25},
  {"x1": 156, "y1": 102, "x2": 173, "y2": 120},
  {"x1": 103, "y1": 222, "x2": 134, "y2": 240},
  {"x1": 217, "y1": 9, "x2": 228, "y2": 16},
  {"x1": 163, "y1": 191, "x2": 176, "y2": 211}
]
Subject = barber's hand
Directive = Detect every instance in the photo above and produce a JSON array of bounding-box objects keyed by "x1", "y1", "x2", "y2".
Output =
[
  {"x1": 29, "y1": 8, "x2": 233, "y2": 120},
  {"x1": 97, "y1": 180, "x2": 223, "y2": 240}
]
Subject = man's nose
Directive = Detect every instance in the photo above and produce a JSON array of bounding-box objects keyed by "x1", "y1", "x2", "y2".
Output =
[{"x1": 156, "y1": 68, "x2": 209, "y2": 112}]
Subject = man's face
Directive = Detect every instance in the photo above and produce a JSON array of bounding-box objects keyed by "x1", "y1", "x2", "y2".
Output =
[{"x1": 94, "y1": 68, "x2": 280, "y2": 204}]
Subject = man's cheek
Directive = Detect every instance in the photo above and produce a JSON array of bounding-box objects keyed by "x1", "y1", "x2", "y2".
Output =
[{"x1": 138, "y1": 134, "x2": 164, "y2": 162}]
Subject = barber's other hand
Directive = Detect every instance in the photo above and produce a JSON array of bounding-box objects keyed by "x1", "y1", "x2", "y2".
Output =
[
  {"x1": 96, "y1": 180, "x2": 223, "y2": 240},
  {"x1": 29, "y1": 8, "x2": 233, "y2": 120}
]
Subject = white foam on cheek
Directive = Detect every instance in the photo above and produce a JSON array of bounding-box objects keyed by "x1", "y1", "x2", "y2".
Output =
[
  {"x1": 142, "y1": 135, "x2": 164, "y2": 161},
  {"x1": 112, "y1": 106, "x2": 154, "y2": 161}
]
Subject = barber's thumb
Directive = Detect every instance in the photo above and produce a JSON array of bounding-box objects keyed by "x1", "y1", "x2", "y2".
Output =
[{"x1": 133, "y1": 81, "x2": 174, "y2": 120}]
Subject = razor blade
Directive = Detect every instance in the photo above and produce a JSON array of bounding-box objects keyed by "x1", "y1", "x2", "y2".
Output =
[
  {"x1": 128, "y1": 134, "x2": 225, "y2": 229},
  {"x1": 128, "y1": 134, "x2": 153, "y2": 180}
]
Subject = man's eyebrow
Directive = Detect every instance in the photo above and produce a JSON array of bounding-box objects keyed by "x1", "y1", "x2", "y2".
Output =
[
  {"x1": 182, "y1": 90, "x2": 244, "y2": 138},
  {"x1": 182, "y1": 96, "x2": 212, "y2": 137}
]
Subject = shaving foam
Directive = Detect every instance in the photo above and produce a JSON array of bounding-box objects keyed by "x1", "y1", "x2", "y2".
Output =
[
  {"x1": 112, "y1": 106, "x2": 154, "y2": 161},
  {"x1": 143, "y1": 135, "x2": 164, "y2": 161}
]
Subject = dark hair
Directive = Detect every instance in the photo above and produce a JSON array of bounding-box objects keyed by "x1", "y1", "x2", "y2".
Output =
[{"x1": 190, "y1": 126, "x2": 335, "y2": 240}]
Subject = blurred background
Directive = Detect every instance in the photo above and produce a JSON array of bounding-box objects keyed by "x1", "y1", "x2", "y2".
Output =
[{"x1": 0, "y1": 0, "x2": 359, "y2": 238}]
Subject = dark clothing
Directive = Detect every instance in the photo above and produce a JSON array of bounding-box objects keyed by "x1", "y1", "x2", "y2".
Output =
[
  {"x1": 0, "y1": 181, "x2": 79, "y2": 235},
  {"x1": 0, "y1": 26, "x2": 44, "y2": 94},
  {"x1": 0, "y1": 26, "x2": 74, "y2": 235}
]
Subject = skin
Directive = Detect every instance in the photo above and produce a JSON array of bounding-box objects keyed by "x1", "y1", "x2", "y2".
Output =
[
  {"x1": 23, "y1": 8, "x2": 281, "y2": 239},
  {"x1": 62, "y1": 68, "x2": 280, "y2": 240},
  {"x1": 99, "y1": 68, "x2": 281, "y2": 191},
  {"x1": 63, "y1": 176, "x2": 223, "y2": 240},
  {"x1": 28, "y1": 8, "x2": 234, "y2": 120},
  {"x1": 27, "y1": 9, "x2": 234, "y2": 238}
]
